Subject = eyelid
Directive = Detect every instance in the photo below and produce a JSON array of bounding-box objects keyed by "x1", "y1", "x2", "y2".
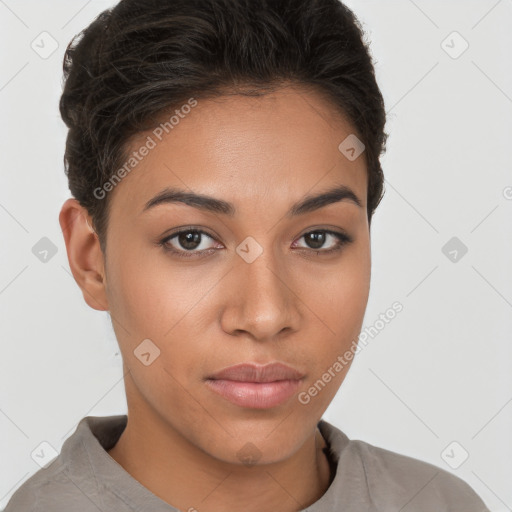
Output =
[
  {"x1": 291, "y1": 229, "x2": 352, "y2": 251},
  {"x1": 160, "y1": 226, "x2": 218, "y2": 244}
]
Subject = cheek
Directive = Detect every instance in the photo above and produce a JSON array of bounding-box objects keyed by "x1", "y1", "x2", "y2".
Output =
[
  {"x1": 105, "y1": 243, "x2": 219, "y2": 386},
  {"x1": 297, "y1": 273, "x2": 369, "y2": 415},
  {"x1": 105, "y1": 247, "x2": 205, "y2": 404},
  {"x1": 106, "y1": 244, "x2": 206, "y2": 338},
  {"x1": 301, "y1": 239, "x2": 370, "y2": 380},
  {"x1": 307, "y1": 238, "x2": 370, "y2": 331}
]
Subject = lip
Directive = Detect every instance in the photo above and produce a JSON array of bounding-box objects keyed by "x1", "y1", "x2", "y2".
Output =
[
  {"x1": 208, "y1": 362, "x2": 305, "y2": 382},
  {"x1": 205, "y1": 362, "x2": 305, "y2": 409}
]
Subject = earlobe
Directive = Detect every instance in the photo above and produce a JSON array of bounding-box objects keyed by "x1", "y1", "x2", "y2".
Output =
[{"x1": 59, "y1": 198, "x2": 109, "y2": 312}]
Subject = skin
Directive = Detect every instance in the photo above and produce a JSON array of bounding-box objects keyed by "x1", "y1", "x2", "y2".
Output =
[{"x1": 59, "y1": 85, "x2": 371, "y2": 512}]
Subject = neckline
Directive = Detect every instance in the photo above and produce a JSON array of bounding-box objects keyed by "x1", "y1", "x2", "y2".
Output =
[{"x1": 64, "y1": 415, "x2": 350, "y2": 511}]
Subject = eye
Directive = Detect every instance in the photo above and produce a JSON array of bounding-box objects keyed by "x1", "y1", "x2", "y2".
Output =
[
  {"x1": 292, "y1": 230, "x2": 352, "y2": 255},
  {"x1": 158, "y1": 227, "x2": 353, "y2": 259},
  {"x1": 159, "y1": 228, "x2": 220, "y2": 259}
]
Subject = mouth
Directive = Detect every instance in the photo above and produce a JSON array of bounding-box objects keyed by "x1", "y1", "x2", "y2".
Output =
[{"x1": 205, "y1": 362, "x2": 305, "y2": 409}]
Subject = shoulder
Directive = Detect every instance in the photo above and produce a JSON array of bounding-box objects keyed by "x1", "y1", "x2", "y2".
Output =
[
  {"x1": 3, "y1": 458, "x2": 80, "y2": 512},
  {"x1": 2, "y1": 415, "x2": 123, "y2": 512},
  {"x1": 349, "y1": 438, "x2": 489, "y2": 511},
  {"x1": 318, "y1": 420, "x2": 489, "y2": 511},
  {"x1": 3, "y1": 458, "x2": 111, "y2": 512}
]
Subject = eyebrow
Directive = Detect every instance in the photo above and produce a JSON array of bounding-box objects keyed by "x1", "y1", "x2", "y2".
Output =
[{"x1": 142, "y1": 184, "x2": 362, "y2": 217}]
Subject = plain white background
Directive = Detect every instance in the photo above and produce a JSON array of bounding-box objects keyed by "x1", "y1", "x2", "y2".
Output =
[{"x1": 1, "y1": 1, "x2": 511, "y2": 510}]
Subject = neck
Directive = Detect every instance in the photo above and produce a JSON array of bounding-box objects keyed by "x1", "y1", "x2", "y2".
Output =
[{"x1": 108, "y1": 406, "x2": 332, "y2": 512}]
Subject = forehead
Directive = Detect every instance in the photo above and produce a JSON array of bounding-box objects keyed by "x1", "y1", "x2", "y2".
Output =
[{"x1": 109, "y1": 85, "x2": 368, "y2": 217}]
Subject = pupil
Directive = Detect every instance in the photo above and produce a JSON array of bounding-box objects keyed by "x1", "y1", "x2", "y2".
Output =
[
  {"x1": 179, "y1": 231, "x2": 201, "y2": 250},
  {"x1": 307, "y1": 232, "x2": 325, "y2": 249}
]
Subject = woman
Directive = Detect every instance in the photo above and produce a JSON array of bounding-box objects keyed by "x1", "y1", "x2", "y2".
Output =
[{"x1": 5, "y1": 0, "x2": 490, "y2": 510}]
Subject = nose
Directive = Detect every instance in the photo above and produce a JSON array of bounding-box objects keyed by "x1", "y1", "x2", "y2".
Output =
[{"x1": 219, "y1": 246, "x2": 302, "y2": 342}]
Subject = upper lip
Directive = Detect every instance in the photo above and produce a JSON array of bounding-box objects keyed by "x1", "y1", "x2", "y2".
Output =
[{"x1": 207, "y1": 362, "x2": 305, "y2": 383}]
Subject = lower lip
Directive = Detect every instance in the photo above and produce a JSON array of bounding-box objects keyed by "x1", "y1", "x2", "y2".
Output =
[{"x1": 205, "y1": 379, "x2": 302, "y2": 409}]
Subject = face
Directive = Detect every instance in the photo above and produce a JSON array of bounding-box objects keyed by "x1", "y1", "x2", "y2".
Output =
[{"x1": 94, "y1": 86, "x2": 370, "y2": 464}]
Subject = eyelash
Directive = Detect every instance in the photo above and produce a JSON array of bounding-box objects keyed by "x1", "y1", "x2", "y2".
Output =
[{"x1": 158, "y1": 227, "x2": 353, "y2": 259}]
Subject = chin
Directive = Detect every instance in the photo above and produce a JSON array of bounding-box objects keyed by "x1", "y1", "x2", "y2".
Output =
[{"x1": 197, "y1": 422, "x2": 308, "y2": 467}]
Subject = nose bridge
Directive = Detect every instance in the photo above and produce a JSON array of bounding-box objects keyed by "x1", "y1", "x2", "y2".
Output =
[{"x1": 223, "y1": 240, "x2": 299, "y2": 339}]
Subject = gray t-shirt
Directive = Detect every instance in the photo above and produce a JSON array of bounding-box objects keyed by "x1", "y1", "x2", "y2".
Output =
[{"x1": 3, "y1": 415, "x2": 489, "y2": 511}]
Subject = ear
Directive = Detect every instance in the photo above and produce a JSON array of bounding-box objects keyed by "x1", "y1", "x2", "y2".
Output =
[{"x1": 59, "y1": 198, "x2": 109, "y2": 311}]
